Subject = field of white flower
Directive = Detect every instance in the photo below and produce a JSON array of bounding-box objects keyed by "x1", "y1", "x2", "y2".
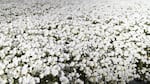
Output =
[{"x1": 0, "y1": 0, "x2": 150, "y2": 84}]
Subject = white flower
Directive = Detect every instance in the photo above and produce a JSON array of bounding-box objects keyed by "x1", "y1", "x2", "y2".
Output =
[
  {"x1": 89, "y1": 76, "x2": 98, "y2": 83},
  {"x1": 0, "y1": 78, "x2": 7, "y2": 84},
  {"x1": 0, "y1": 62, "x2": 5, "y2": 70},
  {"x1": 75, "y1": 79, "x2": 84, "y2": 84},
  {"x1": 74, "y1": 55, "x2": 81, "y2": 61},
  {"x1": 19, "y1": 75, "x2": 37, "y2": 84},
  {"x1": 12, "y1": 57, "x2": 19, "y2": 66},
  {"x1": 60, "y1": 76, "x2": 69, "y2": 84},
  {"x1": 51, "y1": 68, "x2": 58, "y2": 76},
  {"x1": 0, "y1": 69, "x2": 4, "y2": 75},
  {"x1": 124, "y1": 51, "x2": 129, "y2": 56},
  {"x1": 34, "y1": 77, "x2": 40, "y2": 83},
  {"x1": 0, "y1": 0, "x2": 150, "y2": 83},
  {"x1": 21, "y1": 65, "x2": 28, "y2": 75}
]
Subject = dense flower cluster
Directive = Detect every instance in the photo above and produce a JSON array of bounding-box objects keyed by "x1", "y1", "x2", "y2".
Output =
[{"x1": 0, "y1": 0, "x2": 150, "y2": 84}]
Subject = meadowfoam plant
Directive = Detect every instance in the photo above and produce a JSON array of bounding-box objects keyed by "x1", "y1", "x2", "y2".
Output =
[{"x1": 0, "y1": 0, "x2": 150, "y2": 84}]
